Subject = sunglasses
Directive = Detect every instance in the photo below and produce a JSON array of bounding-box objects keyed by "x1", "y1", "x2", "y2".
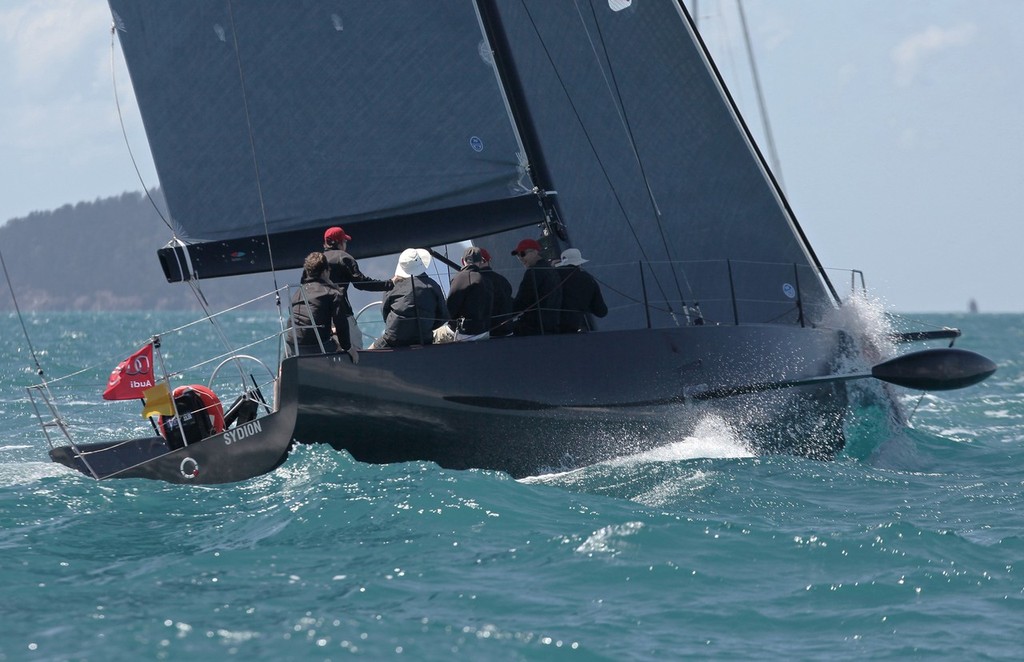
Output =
[{"x1": 514, "y1": 249, "x2": 536, "y2": 258}]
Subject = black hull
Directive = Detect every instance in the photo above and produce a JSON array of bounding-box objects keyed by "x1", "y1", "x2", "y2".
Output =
[
  {"x1": 288, "y1": 326, "x2": 852, "y2": 478},
  {"x1": 49, "y1": 361, "x2": 299, "y2": 485}
]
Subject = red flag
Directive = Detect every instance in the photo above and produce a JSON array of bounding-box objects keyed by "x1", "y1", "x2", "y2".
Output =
[{"x1": 102, "y1": 343, "x2": 157, "y2": 401}]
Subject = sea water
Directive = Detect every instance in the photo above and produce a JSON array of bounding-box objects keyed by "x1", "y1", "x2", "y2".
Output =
[{"x1": 1, "y1": 312, "x2": 1021, "y2": 660}]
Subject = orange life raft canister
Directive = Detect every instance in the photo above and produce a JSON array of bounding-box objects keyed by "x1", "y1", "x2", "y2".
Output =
[{"x1": 158, "y1": 385, "x2": 225, "y2": 448}]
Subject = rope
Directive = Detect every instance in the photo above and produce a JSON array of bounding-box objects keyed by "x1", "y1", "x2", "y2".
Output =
[
  {"x1": 581, "y1": 0, "x2": 696, "y2": 322},
  {"x1": 109, "y1": 22, "x2": 172, "y2": 231},
  {"x1": 113, "y1": 16, "x2": 256, "y2": 383},
  {"x1": 581, "y1": 0, "x2": 698, "y2": 314},
  {"x1": 0, "y1": 246, "x2": 44, "y2": 377},
  {"x1": 225, "y1": 0, "x2": 283, "y2": 322},
  {"x1": 516, "y1": 0, "x2": 680, "y2": 320},
  {"x1": 187, "y1": 280, "x2": 262, "y2": 387},
  {"x1": 906, "y1": 391, "x2": 927, "y2": 423}
]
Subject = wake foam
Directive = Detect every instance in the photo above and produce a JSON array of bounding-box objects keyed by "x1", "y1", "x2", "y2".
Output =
[
  {"x1": 523, "y1": 414, "x2": 755, "y2": 495},
  {"x1": 625, "y1": 414, "x2": 755, "y2": 463}
]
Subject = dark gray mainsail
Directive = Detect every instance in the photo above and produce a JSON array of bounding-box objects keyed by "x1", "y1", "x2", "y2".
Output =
[
  {"x1": 109, "y1": 1, "x2": 546, "y2": 279},
  {"x1": 476, "y1": 0, "x2": 838, "y2": 330}
]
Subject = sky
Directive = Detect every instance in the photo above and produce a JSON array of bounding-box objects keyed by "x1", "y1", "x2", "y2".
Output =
[{"x1": 1, "y1": 0, "x2": 1021, "y2": 313}]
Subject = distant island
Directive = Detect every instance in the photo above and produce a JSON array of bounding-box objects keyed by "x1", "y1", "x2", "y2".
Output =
[{"x1": 0, "y1": 190, "x2": 393, "y2": 312}]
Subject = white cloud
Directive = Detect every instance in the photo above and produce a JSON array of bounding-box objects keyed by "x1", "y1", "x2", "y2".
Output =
[
  {"x1": 837, "y1": 62, "x2": 858, "y2": 88},
  {"x1": 756, "y1": 11, "x2": 792, "y2": 53},
  {"x1": 0, "y1": 0, "x2": 123, "y2": 151},
  {"x1": 0, "y1": 0, "x2": 152, "y2": 223},
  {"x1": 891, "y1": 23, "x2": 977, "y2": 87},
  {"x1": 1, "y1": 0, "x2": 110, "y2": 91}
]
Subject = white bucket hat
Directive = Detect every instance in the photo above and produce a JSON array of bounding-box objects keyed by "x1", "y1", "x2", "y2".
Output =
[
  {"x1": 559, "y1": 248, "x2": 589, "y2": 266},
  {"x1": 395, "y1": 248, "x2": 431, "y2": 278}
]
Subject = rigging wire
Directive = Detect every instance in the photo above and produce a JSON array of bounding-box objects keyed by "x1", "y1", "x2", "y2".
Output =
[
  {"x1": 0, "y1": 246, "x2": 45, "y2": 378},
  {"x1": 685, "y1": 1, "x2": 839, "y2": 304},
  {"x1": 693, "y1": 2, "x2": 785, "y2": 190},
  {"x1": 111, "y1": 17, "x2": 256, "y2": 390},
  {"x1": 580, "y1": 0, "x2": 696, "y2": 318},
  {"x1": 33, "y1": 288, "x2": 287, "y2": 391},
  {"x1": 109, "y1": 22, "x2": 172, "y2": 232},
  {"x1": 225, "y1": 0, "x2": 290, "y2": 380},
  {"x1": 906, "y1": 391, "x2": 927, "y2": 423},
  {"x1": 736, "y1": 0, "x2": 785, "y2": 191},
  {"x1": 516, "y1": 1, "x2": 679, "y2": 321},
  {"x1": 226, "y1": 0, "x2": 282, "y2": 307},
  {"x1": 112, "y1": 10, "x2": 286, "y2": 390}
]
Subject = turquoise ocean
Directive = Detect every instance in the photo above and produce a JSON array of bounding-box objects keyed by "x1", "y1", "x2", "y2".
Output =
[{"x1": 1, "y1": 311, "x2": 1021, "y2": 660}]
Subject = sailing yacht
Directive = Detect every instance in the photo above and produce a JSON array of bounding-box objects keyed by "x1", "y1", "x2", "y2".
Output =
[{"x1": 32, "y1": 1, "x2": 994, "y2": 483}]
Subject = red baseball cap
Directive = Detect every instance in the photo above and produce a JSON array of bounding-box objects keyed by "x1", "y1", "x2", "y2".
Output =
[
  {"x1": 511, "y1": 238, "x2": 542, "y2": 255},
  {"x1": 479, "y1": 248, "x2": 491, "y2": 262},
  {"x1": 324, "y1": 227, "x2": 352, "y2": 245}
]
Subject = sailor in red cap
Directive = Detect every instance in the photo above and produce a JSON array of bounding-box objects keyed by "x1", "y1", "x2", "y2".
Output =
[
  {"x1": 510, "y1": 238, "x2": 562, "y2": 336},
  {"x1": 322, "y1": 226, "x2": 394, "y2": 350}
]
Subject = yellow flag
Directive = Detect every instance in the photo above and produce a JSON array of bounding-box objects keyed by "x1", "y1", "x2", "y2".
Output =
[{"x1": 141, "y1": 383, "x2": 174, "y2": 419}]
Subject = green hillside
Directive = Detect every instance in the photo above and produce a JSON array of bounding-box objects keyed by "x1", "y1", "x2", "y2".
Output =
[{"x1": 0, "y1": 191, "x2": 394, "y2": 312}]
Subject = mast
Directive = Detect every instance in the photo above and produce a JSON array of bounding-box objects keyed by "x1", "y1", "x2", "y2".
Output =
[
  {"x1": 474, "y1": 0, "x2": 568, "y2": 244},
  {"x1": 736, "y1": 0, "x2": 785, "y2": 191}
]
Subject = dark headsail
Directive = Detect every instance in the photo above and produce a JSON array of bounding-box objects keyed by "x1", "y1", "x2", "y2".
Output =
[{"x1": 474, "y1": 1, "x2": 838, "y2": 329}]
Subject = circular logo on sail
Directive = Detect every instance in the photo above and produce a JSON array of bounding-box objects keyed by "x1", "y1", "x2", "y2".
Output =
[
  {"x1": 469, "y1": 136, "x2": 484, "y2": 152},
  {"x1": 782, "y1": 283, "x2": 797, "y2": 299},
  {"x1": 180, "y1": 457, "x2": 199, "y2": 479}
]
